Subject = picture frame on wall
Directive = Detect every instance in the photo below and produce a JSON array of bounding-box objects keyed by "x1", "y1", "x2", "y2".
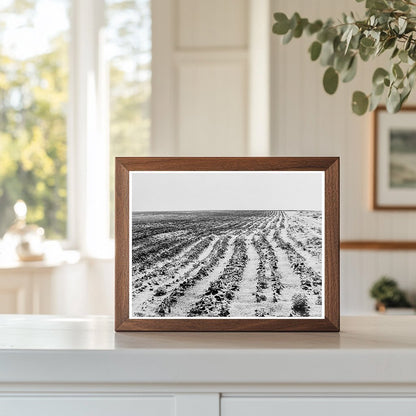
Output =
[
  {"x1": 115, "y1": 157, "x2": 339, "y2": 332},
  {"x1": 374, "y1": 106, "x2": 416, "y2": 209}
]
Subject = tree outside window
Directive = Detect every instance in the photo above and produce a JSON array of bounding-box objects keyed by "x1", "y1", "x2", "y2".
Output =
[
  {"x1": 0, "y1": 0, "x2": 151, "y2": 242},
  {"x1": 0, "y1": 0, "x2": 70, "y2": 239}
]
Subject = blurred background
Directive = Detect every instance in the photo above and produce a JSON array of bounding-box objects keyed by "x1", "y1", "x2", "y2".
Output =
[{"x1": 0, "y1": 0, "x2": 415, "y2": 316}]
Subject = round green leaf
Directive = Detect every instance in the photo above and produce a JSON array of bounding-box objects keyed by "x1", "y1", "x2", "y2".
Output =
[
  {"x1": 391, "y1": 47, "x2": 399, "y2": 59},
  {"x1": 387, "y1": 88, "x2": 401, "y2": 113},
  {"x1": 317, "y1": 30, "x2": 328, "y2": 43},
  {"x1": 290, "y1": 12, "x2": 301, "y2": 29},
  {"x1": 369, "y1": 92, "x2": 383, "y2": 112},
  {"x1": 400, "y1": 88, "x2": 411, "y2": 107},
  {"x1": 334, "y1": 52, "x2": 352, "y2": 73},
  {"x1": 323, "y1": 67, "x2": 339, "y2": 95},
  {"x1": 393, "y1": 63, "x2": 404, "y2": 79},
  {"x1": 282, "y1": 29, "x2": 293, "y2": 45},
  {"x1": 359, "y1": 44, "x2": 374, "y2": 62},
  {"x1": 372, "y1": 68, "x2": 389, "y2": 86},
  {"x1": 307, "y1": 20, "x2": 323, "y2": 35},
  {"x1": 293, "y1": 18, "x2": 308, "y2": 38},
  {"x1": 273, "y1": 13, "x2": 290, "y2": 35},
  {"x1": 293, "y1": 22, "x2": 303, "y2": 38},
  {"x1": 399, "y1": 50, "x2": 408, "y2": 63},
  {"x1": 342, "y1": 56, "x2": 357, "y2": 83},
  {"x1": 352, "y1": 91, "x2": 369, "y2": 115},
  {"x1": 309, "y1": 41, "x2": 322, "y2": 61},
  {"x1": 384, "y1": 37, "x2": 396, "y2": 50},
  {"x1": 367, "y1": 0, "x2": 388, "y2": 11},
  {"x1": 373, "y1": 82, "x2": 384, "y2": 96},
  {"x1": 360, "y1": 37, "x2": 375, "y2": 48},
  {"x1": 320, "y1": 41, "x2": 335, "y2": 66}
]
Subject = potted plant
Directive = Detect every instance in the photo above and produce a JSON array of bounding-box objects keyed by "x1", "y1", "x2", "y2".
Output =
[
  {"x1": 272, "y1": 0, "x2": 416, "y2": 115},
  {"x1": 369, "y1": 276, "x2": 414, "y2": 313}
]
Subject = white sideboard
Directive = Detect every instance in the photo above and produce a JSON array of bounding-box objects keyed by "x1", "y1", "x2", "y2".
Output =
[{"x1": 1, "y1": 315, "x2": 416, "y2": 415}]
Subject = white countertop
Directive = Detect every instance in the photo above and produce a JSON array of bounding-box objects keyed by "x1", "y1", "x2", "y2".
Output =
[{"x1": 0, "y1": 315, "x2": 415, "y2": 386}]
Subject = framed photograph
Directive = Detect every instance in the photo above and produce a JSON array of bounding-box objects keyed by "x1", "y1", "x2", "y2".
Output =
[
  {"x1": 374, "y1": 106, "x2": 416, "y2": 209},
  {"x1": 115, "y1": 157, "x2": 339, "y2": 332}
]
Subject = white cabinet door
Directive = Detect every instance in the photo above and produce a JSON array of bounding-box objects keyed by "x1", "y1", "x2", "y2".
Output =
[
  {"x1": 0, "y1": 396, "x2": 175, "y2": 416},
  {"x1": 222, "y1": 397, "x2": 416, "y2": 416}
]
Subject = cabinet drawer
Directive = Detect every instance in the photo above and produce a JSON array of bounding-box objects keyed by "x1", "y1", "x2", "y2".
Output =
[
  {"x1": 221, "y1": 397, "x2": 416, "y2": 416},
  {"x1": 0, "y1": 396, "x2": 175, "y2": 416}
]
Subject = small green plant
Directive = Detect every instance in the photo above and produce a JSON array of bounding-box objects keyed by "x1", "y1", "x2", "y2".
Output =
[
  {"x1": 370, "y1": 276, "x2": 411, "y2": 308},
  {"x1": 272, "y1": 0, "x2": 416, "y2": 115}
]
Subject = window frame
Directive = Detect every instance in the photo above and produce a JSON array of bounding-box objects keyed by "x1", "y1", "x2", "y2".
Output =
[
  {"x1": 69, "y1": 0, "x2": 152, "y2": 258},
  {"x1": 67, "y1": 0, "x2": 111, "y2": 257}
]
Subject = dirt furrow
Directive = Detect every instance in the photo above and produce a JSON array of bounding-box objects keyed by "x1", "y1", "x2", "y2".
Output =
[
  {"x1": 187, "y1": 237, "x2": 248, "y2": 317},
  {"x1": 228, "y1": 237, "x2": 259, "y2": 317},
  {"x1": 167, "y1": 236, "x2": 236, "y2": 316},
  {"x1": 279, "y1": 224, "x2": 322, "y2": 276},
  {"x1": 132, "y1": 236, "x2": 221, "y2": 316},
  {"x1": 267, "y1": 232, "x2": 302, "y2": 317},
  {"x1": 132, "y1": 238, "x2": 201, "y2": 284}
]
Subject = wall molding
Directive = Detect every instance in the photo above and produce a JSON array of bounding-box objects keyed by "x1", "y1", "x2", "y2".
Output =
[{"x1": 340, "y1": 241, "x2": 416, "y2": 250}]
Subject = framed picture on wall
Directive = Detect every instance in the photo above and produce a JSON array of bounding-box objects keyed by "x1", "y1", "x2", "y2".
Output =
[
  {"x1": 374, "y1": 106, "x2": 416, "y2": 209},
  {"x1": 115, "y1": 157, "x2": 339, "y2": 332}
]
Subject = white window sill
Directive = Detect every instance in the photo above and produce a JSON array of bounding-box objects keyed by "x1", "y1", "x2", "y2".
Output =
[
  {"x1": 0, "y1": 238, "x2": 115, "y2": 269},
  {"x1": 0, "y1": 249, "x2": 81, "y2": 271}
]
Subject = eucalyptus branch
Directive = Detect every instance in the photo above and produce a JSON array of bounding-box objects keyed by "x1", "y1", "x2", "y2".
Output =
[{"x1": 272, "y1": 0, "x2": 416, "y2": 114}]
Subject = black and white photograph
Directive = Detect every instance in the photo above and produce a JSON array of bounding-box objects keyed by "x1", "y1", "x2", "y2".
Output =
[{"x1": 129, "y1": 171, "x2": 325, "y2": 319}]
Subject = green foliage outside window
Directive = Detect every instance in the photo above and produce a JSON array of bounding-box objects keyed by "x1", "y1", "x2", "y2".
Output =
[
  {"x1": 0, "y1": 0, "x2": 151, "y2": 240},
  {"x1": 0, "y1": 1, "x2": 69, "y2": 238}
]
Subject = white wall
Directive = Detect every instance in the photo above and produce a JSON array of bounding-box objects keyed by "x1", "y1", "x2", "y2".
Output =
[{"x1": 271, "y1": 0, "x2": 416, "y2": 313}]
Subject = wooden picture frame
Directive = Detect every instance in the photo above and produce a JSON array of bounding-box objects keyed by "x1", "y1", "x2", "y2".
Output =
[
  {"x1": 115, "y1": 157, "x2": 339, "y2": 332},
  {"x1": 373, "y1": 106, "x2": 416, "y2": 210}
]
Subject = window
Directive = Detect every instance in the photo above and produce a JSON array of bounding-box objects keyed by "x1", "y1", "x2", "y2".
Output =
[
  {"x1": 0, "y1": 0, "x2": 70, "y2": 239},
  {"x1": 0, "y1": 0, "x2": 151, "y2": 251}
]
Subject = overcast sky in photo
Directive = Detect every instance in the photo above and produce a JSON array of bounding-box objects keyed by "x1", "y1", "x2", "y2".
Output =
[{"x1": 130, "y1": 171, "x2": 324, "y2": 212}]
